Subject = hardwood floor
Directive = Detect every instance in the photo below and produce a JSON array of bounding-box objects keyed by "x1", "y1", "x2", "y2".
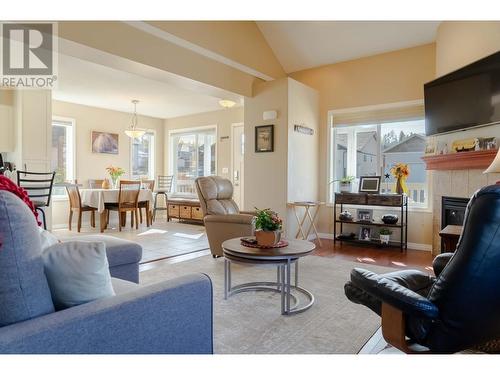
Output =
[{"x1": 312, "y1": 238, "x2": 434, "y2": 274}]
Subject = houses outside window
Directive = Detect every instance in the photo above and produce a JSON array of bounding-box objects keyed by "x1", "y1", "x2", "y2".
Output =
[
  {"x1": 331, "y1": 118, "x2": 428, "y2": 207},
  {"x1": 170, "y1": 127, "x2": 216, "y2": 194}
]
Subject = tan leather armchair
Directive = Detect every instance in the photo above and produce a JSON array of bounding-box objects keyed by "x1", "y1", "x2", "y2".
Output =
[{"x1": 195, "y1": 176, "x2": 255, "y2": 257}]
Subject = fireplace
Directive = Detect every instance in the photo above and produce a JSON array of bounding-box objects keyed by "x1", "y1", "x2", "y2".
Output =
[{"x1": 441, "y1": 196, "x2": 470, "y2": 252}]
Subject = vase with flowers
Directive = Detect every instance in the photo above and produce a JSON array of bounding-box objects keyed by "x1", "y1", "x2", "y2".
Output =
[
  {"x1": 106, "y1": 166, "x2": 125, "y2": 189},
  {"x1": 390, "y1": 163, "x2": 409, "y2": 195},
  {"x1": 254, "y1": 208, "x2": 283, "y2": 247}
]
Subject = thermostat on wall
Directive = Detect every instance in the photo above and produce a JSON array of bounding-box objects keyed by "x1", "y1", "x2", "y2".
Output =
[{"x1": 263, "y1": 110, "x2": 278, "y2": 121}]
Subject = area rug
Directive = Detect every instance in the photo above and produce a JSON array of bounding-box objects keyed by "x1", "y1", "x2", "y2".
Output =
[{"x1": 140, "y1": 254, "x2": 396, "y2": 354}]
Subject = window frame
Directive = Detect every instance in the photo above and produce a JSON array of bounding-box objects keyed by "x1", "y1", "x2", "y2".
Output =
[
  {"x1": 327, "y1": 103, "x2": 431, "y2": 211},
  {"x1": 130, "y1": 130, "x2": 156, "y2": 180},
  {"x1": 51, "y1": 116, "x2": 76, "y2": 200},
  {"x1": 168, "y1": 125, "x2": 218, "y2": 194}
]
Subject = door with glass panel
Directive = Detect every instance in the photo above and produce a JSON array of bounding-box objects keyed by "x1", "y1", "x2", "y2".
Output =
[{"x1": 171, "y1": 128, "x2": 216, "y2": 194}]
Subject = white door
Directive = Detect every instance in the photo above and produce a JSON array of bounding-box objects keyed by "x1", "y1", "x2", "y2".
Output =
[{"x1": 231, "y1": 124, "x2": 245, "y2": 209}]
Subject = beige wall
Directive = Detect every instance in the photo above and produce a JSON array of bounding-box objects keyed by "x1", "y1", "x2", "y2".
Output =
[
  {"x1": 51, "y1": 100, "x2": 164, "y2": 227},
  {"x1": 163, "y1": 107, "x2": 244, "y2": 182},
  {"x1": 147, "y1": 21, "x2": 285, "y2": 80},
  {"x1": 244, "y1": 78, "x2": 289, "y2": 219},
  {"x1": 244, "y1": 78, "x2": 320, "y2": 236},
  {"x1": 436, "y1": 21, "x2": 500, "y2": 77},
  {"x1": 290, "y1": 44, "x2": 436, "y2": 247}
]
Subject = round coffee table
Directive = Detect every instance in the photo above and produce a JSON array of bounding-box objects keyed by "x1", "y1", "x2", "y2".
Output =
[{"x1": 222, "y1": 237, "x2": 315, "y2": 315}]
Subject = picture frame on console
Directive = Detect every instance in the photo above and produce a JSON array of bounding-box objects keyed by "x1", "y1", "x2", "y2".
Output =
[
  {"x1": 358, "y1": 176, "x2": 381, "y2": 193},
  {"x1": 359, "y1": 226, "x2": 372, "y2": 241},
  {"x1": 357, "y1": 209, "x2": 373, "y2": 222}
]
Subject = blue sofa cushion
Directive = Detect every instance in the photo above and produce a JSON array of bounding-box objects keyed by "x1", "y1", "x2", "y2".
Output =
[
  {"x1": 0, "y1": 191, "x2": 55, "y2": 327},
  {"x1": 66, "y1": 235, "x2": 142, "y2": 267}
]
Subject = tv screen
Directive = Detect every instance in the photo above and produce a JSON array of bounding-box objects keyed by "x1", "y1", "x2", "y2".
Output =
[{"x1": 424, "y1": 51, "x2": 500, "y2": 136}]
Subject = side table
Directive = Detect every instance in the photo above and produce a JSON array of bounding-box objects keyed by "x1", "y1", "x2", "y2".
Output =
[{"x1": 288, "y1": 201, "x2": 324, "y2": 246}]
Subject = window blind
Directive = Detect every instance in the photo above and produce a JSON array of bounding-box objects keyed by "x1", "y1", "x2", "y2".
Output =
[{"x1": 331, "y1": 103, "x2": 424, "y2": 127}]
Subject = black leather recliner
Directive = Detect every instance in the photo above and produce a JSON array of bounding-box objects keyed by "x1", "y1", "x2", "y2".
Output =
[{"x1": 344, "y1": 184, "x2": 500, "y2": 353}]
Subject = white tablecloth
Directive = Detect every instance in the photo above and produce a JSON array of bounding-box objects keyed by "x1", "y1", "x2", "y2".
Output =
[{"x1": 80, "y1": 189, "x2": 154, "y2": 213}]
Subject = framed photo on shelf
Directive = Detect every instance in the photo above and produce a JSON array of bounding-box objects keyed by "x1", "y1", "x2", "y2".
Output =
[
  {"x1": 359, "y1": 176, "x2": 381, "y2": 193},
  {"x1": 357, "y1": 209, "x2": 373, "y2": 222},
  {"x1": 359, "y1": 226, "x2": 372, "y2": 241},
  {"x1": 255, "y1": 125, "x2": 274, "y2": 152}
]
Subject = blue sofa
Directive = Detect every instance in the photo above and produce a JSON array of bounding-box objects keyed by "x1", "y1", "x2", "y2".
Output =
[{"x1": 0, "y1": 190, "x2": 213, "y2": 354}]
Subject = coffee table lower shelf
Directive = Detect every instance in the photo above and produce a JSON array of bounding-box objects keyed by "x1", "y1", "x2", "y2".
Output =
[{"x1": 223, "y1": 253, "x2": 315, "y2": 315}]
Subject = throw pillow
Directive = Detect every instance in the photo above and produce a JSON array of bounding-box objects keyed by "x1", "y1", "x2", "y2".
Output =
[
  {"x1": 42, "y1": 241, "x2": 115, "y2": 309},
  {"x1": 38, "y1": 227, "x2": 59, "y2": 250}
]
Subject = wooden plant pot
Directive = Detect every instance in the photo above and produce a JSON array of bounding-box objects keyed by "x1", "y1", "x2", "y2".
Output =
[{"x1": 255, "y1": 230, "x2": 282, "y2": 247}]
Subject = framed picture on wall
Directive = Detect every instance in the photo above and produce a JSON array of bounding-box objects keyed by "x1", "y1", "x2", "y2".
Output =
[
  {"x1": 91, "y1": 131, "x2": 119, "y2": 154},
  {"x1": 358, "y1": 176, "x2": 381, "y2": 193},
  {"x1": 255, "y1": 125, "x2": 274, "y2": 153}
]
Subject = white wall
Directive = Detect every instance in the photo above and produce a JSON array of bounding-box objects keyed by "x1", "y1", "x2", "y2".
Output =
[
  {"x1": 287, "y1": 79, "x2": 320, "y2": 236},
  {"x1": 51, "y1": 100, "x2": 164, "y2": 228}
]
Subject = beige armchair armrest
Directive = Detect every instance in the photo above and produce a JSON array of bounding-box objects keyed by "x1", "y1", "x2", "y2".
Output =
[
  {"x1": 204, "y1": 214, "x2": 255, "y2": 225},
  {"x1": 239, "y1": 210, "x2": 257, "y2": 216}
]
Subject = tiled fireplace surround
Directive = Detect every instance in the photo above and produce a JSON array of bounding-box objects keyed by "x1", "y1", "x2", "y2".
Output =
[{"x1": 431, "y1": 168, "x2": 500, "y2": 255}]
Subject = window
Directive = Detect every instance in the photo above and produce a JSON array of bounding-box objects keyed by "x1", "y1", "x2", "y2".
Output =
[
  {"x1": 51, "y1": 118, "x2": 74, "y2": 196},
  {"x1": 170, "y1": 127, "x2": 216, "y2": 194},
  {"x1": 131, "y1": 131, "x2": 155, "y2": 179},
  {"x1": 330, "y1": 119, "x2": 428, "y2": 207}
]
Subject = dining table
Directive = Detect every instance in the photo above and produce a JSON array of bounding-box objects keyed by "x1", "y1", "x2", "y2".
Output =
[{"x1": 79, "y1": 188, "x2": 155, "y2": 232}]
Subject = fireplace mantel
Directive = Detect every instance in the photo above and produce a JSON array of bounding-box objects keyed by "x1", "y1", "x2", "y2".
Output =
[{"x1": 422, "y1": 149, "x2": 498, "y2": 171}]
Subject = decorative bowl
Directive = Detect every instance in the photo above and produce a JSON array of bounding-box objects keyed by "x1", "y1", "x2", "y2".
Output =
[{"x1": 381, "y1": 214, "x2": 399, "y2": 225}]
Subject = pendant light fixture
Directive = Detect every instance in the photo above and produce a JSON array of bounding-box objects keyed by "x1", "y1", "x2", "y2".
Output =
[{"x1": 125, "y1": 100, "x2": 146, "y2": 139}]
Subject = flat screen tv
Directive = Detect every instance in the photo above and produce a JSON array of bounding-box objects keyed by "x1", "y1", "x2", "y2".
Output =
[{"x1": 424, "y1": 51, "x2": 500, "y2": 136}]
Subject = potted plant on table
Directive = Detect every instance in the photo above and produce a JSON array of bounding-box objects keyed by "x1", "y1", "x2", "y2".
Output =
[
  {"x1": 106, "y1": 166, "x2": 125, "y2": 189},
  {"x1": 379, "y1": 228, "x2": 393, "y2": 245},
  {"x1": 255, "y1": 208, "x2": 283, "y2": 247},
  {"x1": 330, "y1": 176, "x2": 355, "y2": 193}
]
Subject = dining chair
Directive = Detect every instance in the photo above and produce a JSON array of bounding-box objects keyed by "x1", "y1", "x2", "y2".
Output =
[
  {"x1": 88, "y1": 179, "x2": 105, "y2": 188},
  {"x1": 16, "y1": 170, "x2": 56, "y2": 229},
  {"x1": 139, "y1": 179, "x2": 155, "y2": 226},
  {"x1": 106, "y1": 180, "x2": 141, "y2": 231},
  {"x1": 66, "y1": 184, "x2": 97, "y2": 232},
  {"x1": 153, "y1": 175, "x2": 173, "y2": 221}
]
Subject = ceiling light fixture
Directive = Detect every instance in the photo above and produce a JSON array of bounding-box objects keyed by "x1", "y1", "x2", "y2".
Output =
[
  {"x1": 125, "y1": 100, "x2": 146, "y2": 139},
  {"x1": 219, "y1": 99, "x2": 236, "y2": 109}
]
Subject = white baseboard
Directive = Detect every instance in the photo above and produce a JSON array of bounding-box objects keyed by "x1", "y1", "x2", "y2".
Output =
[{"x1": 307, "y1": 233, "x2": 432, "y2": 252}]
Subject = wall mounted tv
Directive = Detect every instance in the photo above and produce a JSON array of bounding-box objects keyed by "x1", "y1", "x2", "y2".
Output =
[{"x1": 424, "y1": 51, "x2": 500, "y2": 136}]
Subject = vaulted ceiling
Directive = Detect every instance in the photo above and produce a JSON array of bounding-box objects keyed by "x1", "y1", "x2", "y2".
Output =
[{"x1": 256, "y1": 21, "x2": 441, "y2": 73}]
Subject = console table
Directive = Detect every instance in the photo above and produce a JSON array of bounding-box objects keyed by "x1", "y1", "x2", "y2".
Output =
[{"x1": 333, "y1": 192, "x2": 408, "y2": 251}]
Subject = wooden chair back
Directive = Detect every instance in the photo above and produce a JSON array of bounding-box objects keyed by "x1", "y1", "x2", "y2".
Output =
[
  {"x1": 16, "y1": 170, "x2": 56, "y2": 207},
  {"x1": 66, "y1": 184, "x2": 82, "y2": 209},
  {"x1": 141, "y1": 179, "x2": 155, "y2": 191},
  {"x1": 89, "y1": 179, "x2": 104, "y2": 188},
  {"x1": 118, "y1": 180, "x2": 141, "y2": 209}
]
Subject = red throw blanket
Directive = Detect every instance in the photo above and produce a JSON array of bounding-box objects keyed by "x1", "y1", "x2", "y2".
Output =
[{"x1": 0, "y1": 175, "x2": 41, "y2": 226}]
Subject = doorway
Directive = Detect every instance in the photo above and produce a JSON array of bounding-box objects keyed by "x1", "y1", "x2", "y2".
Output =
[{"x1": 231, "y1": 123, "x2": 245, "y2": 209}]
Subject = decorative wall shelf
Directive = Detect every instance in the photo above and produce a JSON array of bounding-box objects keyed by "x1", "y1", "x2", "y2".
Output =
[{"x1": 422, "y1": 149, "x2": 498, "y2": 171}]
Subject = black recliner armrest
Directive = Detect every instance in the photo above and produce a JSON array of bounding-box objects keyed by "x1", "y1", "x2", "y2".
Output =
[
  {"x1": 432, "y1": 253, "x2": 454, "y2": 277},
  {"x1": 350, "y1": 268, "x2": 439, "y2": 320}
]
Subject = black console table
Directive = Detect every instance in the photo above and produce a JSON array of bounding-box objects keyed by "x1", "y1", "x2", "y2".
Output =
[{"x1": 333, "y1": 192, "x2": 408, "y2": 251}]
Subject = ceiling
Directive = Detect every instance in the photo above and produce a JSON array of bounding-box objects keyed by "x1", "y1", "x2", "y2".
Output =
[
  {"x1": 53, "y1": 53, "x2": 242, "y2": 119},
  {"x1": 256, "y1": 21, "x2": 441, "y2": 73}
]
